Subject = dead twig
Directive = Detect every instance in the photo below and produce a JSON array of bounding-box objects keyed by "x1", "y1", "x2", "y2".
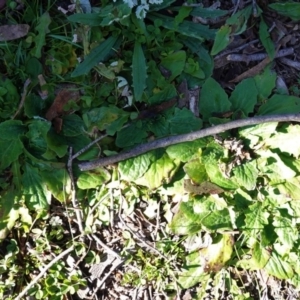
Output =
[
  {"x1": 67, "y1": 147, "x2": 84, "y2": 236},
  {"x1": 227, "y1": 47, "x2": 294, "y2": 64},
  {"x1": 279, "y1": 57, "x2": 300, "y2": 71},
  {"x1": 12, "y1": 78, "x2": 31, "y2": 119},
  {"x1": 15, "y1": 245, "x2": 75, "y2": 300},
  {"x1": 79, "y1": 113, "x2": 300, "y2": 171}
]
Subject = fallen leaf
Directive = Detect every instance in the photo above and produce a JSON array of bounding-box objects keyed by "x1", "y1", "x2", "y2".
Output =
[
  {"x1": 0, "y1": 24, "x2": 29, "y2": 41},
  {"x1": 45, "y1": 88, "x2": 80, "y2": 121}
]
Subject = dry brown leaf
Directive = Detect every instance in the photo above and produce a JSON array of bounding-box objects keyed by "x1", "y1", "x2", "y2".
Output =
[
  {"x1": 45, "y1": 89, "x2": 80, "y2": 121},
  {"x1": 0, "y1": 24, "x2": 29, "y2": 41}
]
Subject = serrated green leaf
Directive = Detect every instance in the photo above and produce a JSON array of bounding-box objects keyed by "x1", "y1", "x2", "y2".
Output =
[
  {"x1": 77, "y1": 168, "x2": 111, "y2": 189},
  {"x1": 265, "y1": 125, "x2": 300, "y2": 157},
  {"x1": 202, "y1": 209, "x2": 233, "y2": 230},
  {"x1": 273, "y1": 217, "x2": 297, "y2": 251},
  {"x1": 243, "y1": 203, "x2": 269, "y2": 229},
  {"x1": 23, "y1": 163, "x2": 51, "y2": 211},
  {"x1": 233, "y1": 160, "x2": 258, "y2": 190},
  {"x1": 211, "y1": 25, "x2": 231, "y2": 56},
  {"x1": 276, "y1": 177, "x2": 300, "y2": 199},
  {"x1": 199, "y1": 77, "x2": 231, "y2": 122},
  {"x1": 229, "y1": 78, "x2": 258, "y2": 115},
  {"x1": 169, "y1": 108, "x2": 202, "y2": 134},
  {"x1": 265, "y1": 251, "x2": 294, "y2": 279},
  {"x1": 72, "y1": 36, "x2": 120, "y2": 77},
  {"x1": 132, "y1": 42, "x2": 147, "y2": 100},
  {"x1": 252, "y1": 241, "x2": 270, "y2": 269},
  {"x1": 269, "y1": 2, "x2": 300, "y2": 21},
  {"x1": 258, "y1": 94, "x2": 300, "y2": 115},
  {"x1": 119, "y1": 151, "x2": 156, "y2": 181},
  {"x1": 136, "y1": 153, "x2": 176, "y2": 189},
  {"x1": 160, "y1": 51, "x2": 186, "y2": 82},
  {"x1": 259, "y1": 18, "x2": 275, "y2": 60}
]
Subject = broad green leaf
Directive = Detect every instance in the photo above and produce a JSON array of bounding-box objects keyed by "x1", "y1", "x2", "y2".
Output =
[
  {"x1": 205, "y1": 160, "x2": 238, "y2": 189},
  {"x1": 77, "y1": 168, "x2": 111, "y2": 189},
  {"x1": 26, "y1": 120, "x2": 51, "y2": 157},
  {"x1": 46, "y1": 130, "x2": 68, "y2": 158},
  {"x1": 83, "y1": 106, "x2": 129, "y2": 133},
  {"x1": 259, "y1": 18, "x2": 275, "y2": 60},
  {"x1": 174, "y1": 6, "x2": 192, "y2": 25},
  {"x1": 31, "y1": 12, "x2": 51, "y2": 58},
  {"x1": 40, "y1": 169, "x2": 71, "y2": 202},
  {"x1": 273, "y1": 217, "x2": 297, "y2": 251},
  {"x1": 72, "y1": 36, "x2": 121, "y2": 77},
  {"x1": 132, "y1": 42, "x2": 147, "y2": 101},
  {"x1": 0, "y1": 191, "x2": 20, "y2": 240},
  {"x1": 169, "y1": 108, "x2": 202, "y2": 135},
  {"x1": 256, "y1": 150, "x2": 296, "y2": 180},
  {"x1": 166, "y1": 138, "x2": 209, "y2": 162},
  {"x1": 149, "y1": 0, "x2": 177, "y2": 11},
  {"x1": 226, "y1": 5, "x2": 252, "y2": 35},
  {"x1": 202, "y1": 209, "x2": 233, "y2": 231},
  {"x1": 61, "y1": 114, "x2": 85, "y2": 136},
  {"x1": 252, "y1": 241, "x2": 270, "y2": 269},
  {"x1": 199, "y1": 77, "x2": 231, "y2": 121},
  {"x1": 160, "y1": 51, "x2": 186, "y2": 82},
  {"x1": 148, "y1": 13, "x2": 216, "y2": 40},
  {"x1": 243, "y1": 203, "x2": 269, "y2": 230},
  {"x1": 0, "y1": 78, "x2": 19, "y2": 120},
  {"x1": 254, "y1": 67, "x2": 276, "y2": 100},
  {"x1": 238, "y1": 122, "x2": 278, "y2": 147},
  {"x1": 198, "y1": 234, "x2": 233, "y2": 271},
  {"x1": 119, "y1": 151, "x2": 156, "y2": 181},
  {"x1": 170, "y1": 206, "x2": 202, "y2": 236},
  {"x1": 211, "y1": 25, "x2": 231, "y2": 56},
  {"x1": 0, "y1": 120, "x2": 26, "y2": 140},
  {"x1": 184, "y1": 159, "x2": 208, "y2": 184},
  {"x1": 178, "y1": 251, "x2": 205, "y2": 289},
  {"x1": 116, "y1": 122, "x2": 147, "y2": 148},
  {"x1": 233, "y1": 160, "x2": 258, "y2": 190},
  {"x1": 269, "y1": 2, "x2": 300, "y2": 21},
  {"x1": 229, "y1": 78, "x2": 258, "y2": 115},
  {"x1": 191, "y1": 7, "x2": 228, "y2": 18},
  {"x1": 136, "y1": 153, "x2": 176, "y2": 189},
  {"x1": 276, "y1": 177, "x2": 300, "y2": 199},
  {"x1": 265, "y1": 125, "x2": 300, "y2": 157},
  {"x1": 23, "y1": 163, "x2": 51, "y2": 211},
  {"x1": 0, "y1": 138, "x2": 23, "y2": 170},
  {"x1": 265, "y1": 252, "x2": 294, "y2": 279},
  {"x1": 258, "y1": 94, "x2": 300, "y2": 115},
  {"x1": 67, "y1": 13, "x2": 102, "y2": 26}
]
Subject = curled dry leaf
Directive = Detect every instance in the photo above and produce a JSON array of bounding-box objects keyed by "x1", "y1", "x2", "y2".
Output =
[{"x1": 0, "y1": 24, "x2": 30, "y2": 41}]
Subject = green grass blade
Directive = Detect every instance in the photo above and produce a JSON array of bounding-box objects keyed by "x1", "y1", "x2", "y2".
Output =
[
  {"x1": 132, "y1": 41, "x2": 147, "y2": 101},
  {"x1": 71, "y1": 36, "x2": 121, "y2": 77}
]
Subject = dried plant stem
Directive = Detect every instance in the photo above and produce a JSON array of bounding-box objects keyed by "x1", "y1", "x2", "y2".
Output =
[{"x1": 79, "y1": 113, "x2": 300, "y2": 171}]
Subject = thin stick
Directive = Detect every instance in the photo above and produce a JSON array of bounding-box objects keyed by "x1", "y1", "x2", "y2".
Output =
[
  {"x1": 12, "y1": 78, "x2": 31, "y2": 119},
  {"x1": 79, "y1": 113, "x2": 300, "y2": 171},
  {"x1": 15, "y1": 245, "x2": 74, "y2": 300}
]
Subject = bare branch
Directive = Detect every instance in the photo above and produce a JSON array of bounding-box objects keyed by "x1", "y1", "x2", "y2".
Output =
[{"x1": 79, "y1": 113, "x2": 300, "y2": 171}]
